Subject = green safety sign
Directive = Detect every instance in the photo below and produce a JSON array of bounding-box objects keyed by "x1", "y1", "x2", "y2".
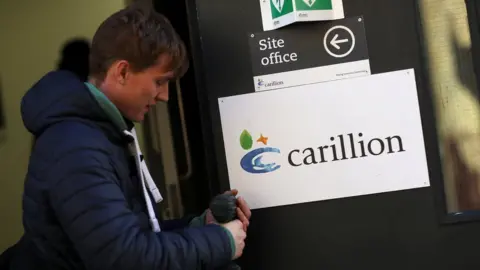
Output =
[{"x1": 261, "y1": 0, "x2": 344, "y2": 30}]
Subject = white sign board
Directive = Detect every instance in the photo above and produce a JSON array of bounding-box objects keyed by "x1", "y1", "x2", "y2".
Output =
[
  {"x1": 260, "y1": 0, "x2": 344, "y2": 31},
  {"x1": 218, "y1": 69, "x2": 430, "y2": 210}
]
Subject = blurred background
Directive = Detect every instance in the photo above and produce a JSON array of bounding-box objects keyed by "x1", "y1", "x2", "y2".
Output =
[
  {"x1": 0, "y1": 0, "x2": 205, "y2": 251},
  {"x1": 0, "y1": 0, "x2": 218, "y2": 252},
  {"x1": 420, "y1": 0, "x2": 480, "y2": 213}
]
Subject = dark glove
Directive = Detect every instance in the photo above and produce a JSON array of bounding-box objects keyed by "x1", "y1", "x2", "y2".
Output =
[{"x1": 209, "y1": 194, "x2": 242, "y2": 270}]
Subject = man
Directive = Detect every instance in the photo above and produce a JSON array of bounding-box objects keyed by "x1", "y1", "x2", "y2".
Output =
[{"x1": 8, "y1": 4, "x2": 250, "y2": 270}]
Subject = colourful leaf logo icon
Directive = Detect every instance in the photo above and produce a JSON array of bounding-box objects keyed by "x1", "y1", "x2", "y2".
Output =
[{"x1": 240, "y1": 130, "x2": 253, "y2": 150}]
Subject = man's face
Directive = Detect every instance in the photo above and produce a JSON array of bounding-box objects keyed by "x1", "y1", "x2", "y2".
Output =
[{"x1": 107, "y1": 54, "x2": 175, "y2": 122}]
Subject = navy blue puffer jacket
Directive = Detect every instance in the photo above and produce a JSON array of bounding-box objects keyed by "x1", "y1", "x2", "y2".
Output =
[{"x1": 10, "y1": 71, "x2": 232, "y2": 270}]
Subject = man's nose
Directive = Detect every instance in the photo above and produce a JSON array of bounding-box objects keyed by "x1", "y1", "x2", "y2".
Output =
[{"x1": 156, "y1": 91, "x2": 169, "y2": 102}]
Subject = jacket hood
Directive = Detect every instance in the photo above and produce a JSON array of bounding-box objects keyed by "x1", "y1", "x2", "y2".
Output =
[{"x1": 21, "y1": 71, "x2": 114, "y2": 137}]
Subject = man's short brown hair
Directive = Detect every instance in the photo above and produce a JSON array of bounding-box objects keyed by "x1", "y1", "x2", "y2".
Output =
[{"x1": 89, "y1": 4, "x2": 188, "y2": 81}]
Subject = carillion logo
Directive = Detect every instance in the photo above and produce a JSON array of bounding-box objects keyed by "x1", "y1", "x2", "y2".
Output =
[
  {"x1": 239, "y1": 130, "x2": 281, "y2": 174},
  {"x1": 256, "y1": 78, "x2": 284, "y2": 89},
  {"x1": 257, "y1": 79, "x2": 264, "y2": 89},
  {"x1": 239, "y1": 131, "x2": 407, "y2": 174}
]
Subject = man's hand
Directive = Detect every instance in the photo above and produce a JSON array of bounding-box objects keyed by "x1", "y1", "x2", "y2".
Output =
[
  {"x1": 228, "y1": 189, "x2": 251, "y2": 231},
  {"x1": 221, "y1": 220, "x2": 247, "y2": 259},
  {"x1": 206, "y1": 189, "x2": 252, "y2": 231}
]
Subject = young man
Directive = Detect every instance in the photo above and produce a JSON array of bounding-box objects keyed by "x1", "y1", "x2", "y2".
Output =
[{"x1": 9, "y1": 4, "x2": 250, "y2": 270}]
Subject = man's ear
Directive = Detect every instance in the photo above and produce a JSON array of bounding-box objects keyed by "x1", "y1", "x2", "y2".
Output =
[{"x1": 113, "y1": 60, "x2": 130, "y2": 85}]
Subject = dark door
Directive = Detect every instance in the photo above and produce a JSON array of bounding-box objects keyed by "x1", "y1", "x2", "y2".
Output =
[
  {"x1": 182, "y1": 0, "x2": 480, "y2": 269},
  {"x1": 141, "y1": 0, "x2": 218, "y2": 221}
]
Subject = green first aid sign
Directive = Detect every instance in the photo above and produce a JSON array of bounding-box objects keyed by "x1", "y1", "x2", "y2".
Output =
[
  {"x1": 271, "y1": 0, "x2": 333, "y2": 19},
  {"x1": 270, "y1": 0, "x2": 294, "y2": 19},
  {"x1": 296, "y1": 0, "x2": 333, "y2": 11},
  {"x1": 261, "y1": 0, "x2": 344, "y2": 30}
]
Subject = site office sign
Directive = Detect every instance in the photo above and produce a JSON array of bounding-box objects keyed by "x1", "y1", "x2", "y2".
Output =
[
  {"x1": 249, "y1": 16, "x2": 371, "y2": 92},
  {"x1": 218, "y1": 69, "x2": 430, "y2": 210}
]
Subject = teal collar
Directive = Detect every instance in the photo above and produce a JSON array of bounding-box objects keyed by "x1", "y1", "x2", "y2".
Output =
[{"x1": 84, "y1": 82, "x2": 128, "y2": 131}]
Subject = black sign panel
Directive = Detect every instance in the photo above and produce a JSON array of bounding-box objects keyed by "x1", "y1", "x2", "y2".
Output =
[{"x1": 248, "y1": 16, "x2": 369, "y2": 76}]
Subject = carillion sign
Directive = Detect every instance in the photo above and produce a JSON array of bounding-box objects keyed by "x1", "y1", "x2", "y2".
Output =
[{"x1": 218, "y1": 69, "x2": 430, "y2": 210}]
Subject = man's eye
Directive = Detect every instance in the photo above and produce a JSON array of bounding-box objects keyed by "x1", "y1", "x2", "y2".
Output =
[{"x1": 156, "y1": 80, "x2": 166, "y2": 86}]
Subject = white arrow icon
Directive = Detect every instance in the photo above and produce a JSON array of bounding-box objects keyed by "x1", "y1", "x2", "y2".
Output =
[
  {"x1": 323, "y1": 25, "x2": 356, "y2": 58},
  {"x1": 330, "y1": 34, "x2": 349, "y2": 50}
]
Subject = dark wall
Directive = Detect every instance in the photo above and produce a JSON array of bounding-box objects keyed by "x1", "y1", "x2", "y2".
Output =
[{"x1": 187, "y1": 0, "x2": 480, "y2": 269}]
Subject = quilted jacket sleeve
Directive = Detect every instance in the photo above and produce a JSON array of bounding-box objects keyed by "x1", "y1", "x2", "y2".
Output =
[
  {"x1": 47, "y1": 146, "x2": 232, "y2": 270},
  {"x1": 161, "y1": 215, "x2": 196, "y2": 231}
]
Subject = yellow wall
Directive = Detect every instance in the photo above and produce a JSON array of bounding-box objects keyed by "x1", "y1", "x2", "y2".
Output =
[{"x1": 0, "y1": 0, "x2": 130, "y2": 251}]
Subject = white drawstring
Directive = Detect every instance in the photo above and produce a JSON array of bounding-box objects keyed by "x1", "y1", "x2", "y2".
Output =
[
  {"x1": 141, "y1": 161, "x2": 163, "y2": 203},
  {"x1": 123, "y1": 129, "x2": 162, "y2": 232},
  {"x1": 128, "y1": 129, "x2": 163, "y2": 203}
]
